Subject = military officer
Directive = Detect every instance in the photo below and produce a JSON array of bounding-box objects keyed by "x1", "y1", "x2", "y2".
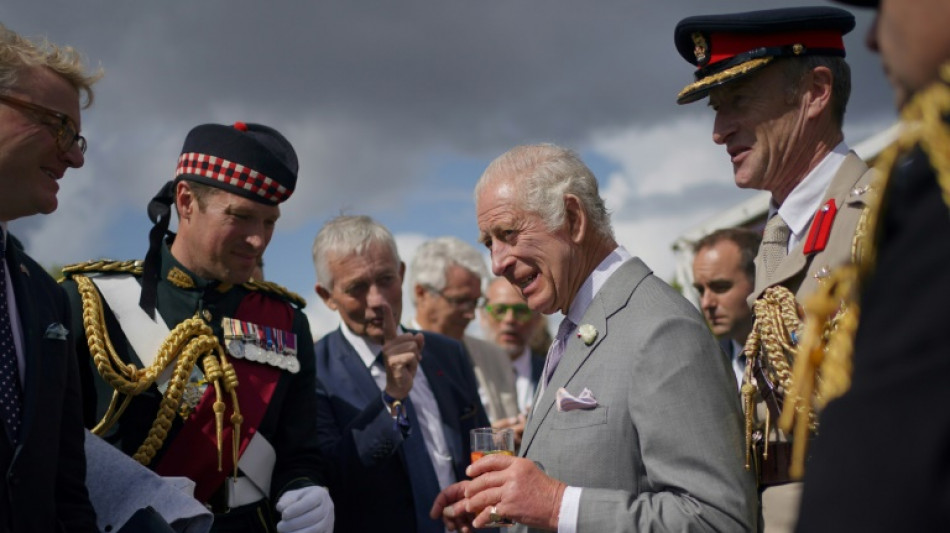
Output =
[
  {"x1": 61, "y1": 122, "x2": 334, "y2": 532},
  {"x1": 674, "y1": 7, "x2": 874, "y2": 532},
  {"x1": 792, "y1": 0, "x2": 950, "y2": 530}
]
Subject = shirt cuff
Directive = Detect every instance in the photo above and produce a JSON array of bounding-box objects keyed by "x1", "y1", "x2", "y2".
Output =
[{"x1": 557, "y1": 486, "x2": 582, "y2": 533}]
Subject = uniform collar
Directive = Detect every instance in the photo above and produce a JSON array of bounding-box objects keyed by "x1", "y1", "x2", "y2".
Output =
[
  {"x1": 160, "y1": 240, "x2": 228, "y2": 292},
  {"x1": 774, "y1": 141, "x2": 849, "y2": 239}
]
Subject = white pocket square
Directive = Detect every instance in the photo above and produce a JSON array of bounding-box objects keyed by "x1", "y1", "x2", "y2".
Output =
[
  {"x1": 44, "y1": 323, "x2": 69, "y2": 340},
  {"x1": 556, "y1": 387, "x2": 598, "y2": 412}
]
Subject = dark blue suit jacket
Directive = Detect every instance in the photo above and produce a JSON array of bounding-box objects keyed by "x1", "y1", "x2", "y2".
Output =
[
  {"x1": 0, "y1": 235, "x2": 97, "y2": 533},
  {"x1": 314, "y1": 327, "x2": 489, "y2": 533}
]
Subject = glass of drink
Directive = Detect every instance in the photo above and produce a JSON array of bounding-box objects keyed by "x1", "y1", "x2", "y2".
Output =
[{"x1": 470, "y1": 427, "x2": 515, "y2": 526}]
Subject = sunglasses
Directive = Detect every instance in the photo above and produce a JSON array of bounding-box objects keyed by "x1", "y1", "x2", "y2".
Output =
[
  {"x1": 0, "y1": 93, "x2": 86, "y2": 154},
  {"x1": 483, "y1": 302, "x2": 534, "y2": 323}
]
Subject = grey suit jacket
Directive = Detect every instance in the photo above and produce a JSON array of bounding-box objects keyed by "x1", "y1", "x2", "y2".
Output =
[
  {"x1": 464, "y1": 335, "x2": 520, "y2": 423},
  {"x1": 518, "y1": 258, "x2": 756, "y2": 532}
]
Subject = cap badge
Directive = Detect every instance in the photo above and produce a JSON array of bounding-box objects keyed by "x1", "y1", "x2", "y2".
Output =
[
  {"x1": 792, "y1": 43, "x2": 805, "y2": 56},
  {"x1": 692, "y1": 32, "x2": 708, "y2": 65}
]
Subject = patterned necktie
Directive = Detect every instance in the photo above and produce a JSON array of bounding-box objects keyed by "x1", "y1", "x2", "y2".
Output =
[
  {"x1": 762, "y1": 214, "x2": 791, "y2": 278},
  {"x1": 374, "y1": 352, "x2": 442, "y2": 533},
  {"x1": 544, "y1": 317, "x2": 576, "y2": 385},
  {"x1": 0, "y1": 235, "x2": 23, "y2": 445}
]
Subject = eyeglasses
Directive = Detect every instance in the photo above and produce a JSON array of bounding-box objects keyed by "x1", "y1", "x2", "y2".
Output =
[
  {"x1": 483, "y1": 302, "x2": 534, "y2": 323},
  {"x1": 0, "y1": 93, "x2": 86, "y2": 154},
  {"x1": 426, "y1": 286, "x2": 484, "y2": 310}
]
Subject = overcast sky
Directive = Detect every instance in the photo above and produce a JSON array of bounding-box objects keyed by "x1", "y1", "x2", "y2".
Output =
[{"x1": 6, "y1": 1, "x2": 893, "y2": 339}]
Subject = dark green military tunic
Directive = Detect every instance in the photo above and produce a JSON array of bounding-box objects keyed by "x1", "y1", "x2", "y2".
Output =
[{"x1": 62, "y1": 242, "x2": 325, "y2": 532}]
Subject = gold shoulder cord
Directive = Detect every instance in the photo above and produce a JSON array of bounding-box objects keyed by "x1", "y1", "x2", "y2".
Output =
[
  {"x1": 740, "y1": 285, "x2": 802, "y2": 470},
  {"x1": 780, "y1": 63, "x2": 950, "y2": 478},
  {"x1": 72, "y1": 272, "x2": 243, "y2": 477}
]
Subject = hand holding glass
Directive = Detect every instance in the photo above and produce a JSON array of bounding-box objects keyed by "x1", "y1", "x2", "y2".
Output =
[{"x1": 470, "y1": 427, "x2": 515, "y2": 526}]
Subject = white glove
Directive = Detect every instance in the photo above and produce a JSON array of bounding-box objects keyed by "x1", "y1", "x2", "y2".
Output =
[{"x1": 275, "y1": 485, "x2": 335, "y2": 533}]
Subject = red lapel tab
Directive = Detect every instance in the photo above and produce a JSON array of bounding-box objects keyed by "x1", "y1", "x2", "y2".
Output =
[{"x1": 803, "y1": 199, "x2": 837, "y2": 254}]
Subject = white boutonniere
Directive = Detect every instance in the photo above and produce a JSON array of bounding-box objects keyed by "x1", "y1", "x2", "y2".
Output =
[{"x1": 577, "y1": 324, "x2": 598, "y2": 345}]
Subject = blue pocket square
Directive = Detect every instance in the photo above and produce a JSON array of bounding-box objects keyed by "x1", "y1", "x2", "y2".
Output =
[{"x1": 44, "y1": 323, "x2": 69, "y2": 340}]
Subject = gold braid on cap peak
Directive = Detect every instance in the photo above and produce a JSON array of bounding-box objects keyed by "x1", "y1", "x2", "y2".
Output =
[
  {"x1": 780, "y1": 61, "x2": 950, "y2": 478},
  {"x1": 73, "y1": 273, "x2": 241, "y2": 473},
  {"x1": 678, "y1": 57, "x2": 774, "y2": 102}
]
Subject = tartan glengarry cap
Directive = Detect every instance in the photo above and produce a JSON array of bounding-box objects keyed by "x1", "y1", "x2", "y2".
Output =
[
  {"x1": 174, "y1": 121, "x2": 298, "y2": 205},
  {"x1": 674, "y1": 6, "x2": 856, "y2": 104}
]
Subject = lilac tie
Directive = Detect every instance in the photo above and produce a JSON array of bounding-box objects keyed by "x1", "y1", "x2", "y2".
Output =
[
  {"x1": 0, "y1": 235, "x2": 22, "y2": 445},
  {"x1": 545, "y1": 317, "x2": 576, "y2": 385}
]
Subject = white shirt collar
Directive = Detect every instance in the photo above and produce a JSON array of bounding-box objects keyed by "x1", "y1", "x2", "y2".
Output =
[
  {"x1": 564, "y1": 245, "x2": 632, "y2": 326},
  {"x1": 773, "y1": 141, "x2": 849, "y2": 242}
]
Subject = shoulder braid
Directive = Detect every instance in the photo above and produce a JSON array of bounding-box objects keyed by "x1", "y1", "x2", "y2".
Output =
[
  {"x1": 72, "y1": 272, "x2": 242, "y2": 474},
  {"x1": 61, "y1": 259, "x2": 143, "y2": 279},
  {"x1": 780, "y1": 62, "x2": 950, "y2": 477},
  {"x1": 242, "y1": 279, "x2": 307, "y2": 308}
]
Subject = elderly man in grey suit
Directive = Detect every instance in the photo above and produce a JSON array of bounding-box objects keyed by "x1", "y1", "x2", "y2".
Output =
[{"x1": 431, "y1": 144, "x2": 756, "y2": 532}]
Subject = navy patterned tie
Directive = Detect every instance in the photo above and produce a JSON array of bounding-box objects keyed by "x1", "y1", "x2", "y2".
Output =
[{"x1": 0, "y1": 235, "x2": 22, "y2": 445}]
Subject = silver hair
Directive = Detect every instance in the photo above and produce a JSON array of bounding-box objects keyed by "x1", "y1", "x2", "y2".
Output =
[
  {"x1": 474, "y1": 144, "x2": 613, "y2": 240},
  {"x1": 312, "y1": 214, "x2": 400, "y2": 288},
  {"x1": 0, "y1": 23, "x2": 102, "y2": 107},
  {"x1": 408, "y1": 236, "x2": 488, "y2": 292}
]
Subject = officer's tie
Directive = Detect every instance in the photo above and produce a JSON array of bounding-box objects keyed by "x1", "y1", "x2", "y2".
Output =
[
  {"x1": 376, "y1": 353, "x2": 443, "y2": 533},
  {"x1": 762, "y1": 214, "x2": 791, "y2": 279},
  {"x1": 0, "y1": 233, "x2": 22, "y2": 445}
]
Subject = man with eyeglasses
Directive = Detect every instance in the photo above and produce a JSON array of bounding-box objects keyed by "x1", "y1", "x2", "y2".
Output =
[
  {"x1": 0, "y1": 23, "x2": 101, "y2": 533},
  {"x1": 409, "y1": 236, "x2": 520, "y2": 426},
  {"x1": 480, "y1": 277, "x2": 547, "y2": 443}
]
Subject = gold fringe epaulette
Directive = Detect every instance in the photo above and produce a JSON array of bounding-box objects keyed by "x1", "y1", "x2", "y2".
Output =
[
  {"x1": 61, "y1": 259, "x2": 143, "y2": 279},
  {"x1": 780, "y1": 61, "x2": 950, "y2": 477},
  {"x1": 242, "y1": 279, "x2": 307, "y2": 309}
]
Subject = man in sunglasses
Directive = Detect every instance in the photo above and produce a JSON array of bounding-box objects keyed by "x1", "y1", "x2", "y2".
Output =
[
  {"x1": 0, "y1": 23, "x2": 101, "y2": 533},
  {"x1": 480, "y1": 276, "x2": 547, "y2": 444}
]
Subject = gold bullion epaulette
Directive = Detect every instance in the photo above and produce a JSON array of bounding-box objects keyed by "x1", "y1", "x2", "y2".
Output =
[
  {"x1": 61, "y1": 259, "x2": 143, "y2": 280},
  {"x1": 242, "y1": 279, "x2": 307, "y2": 309}
]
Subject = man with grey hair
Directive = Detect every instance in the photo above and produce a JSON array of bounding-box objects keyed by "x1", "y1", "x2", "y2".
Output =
[
  {"x1": 674, "y1": 8, "x2": 875, "y2": 530},
  {"x1": 431, "y1": 144, "x2": 755, "y2": 532},
  {"x1": 0, "y1": 22, "x2": 100, "y2": 533},
  {"x1": 409, "y1": 236, "x2": 519, "y2": 426},
  {"x1": 312, "y1": 215, "x2": 489, "y2": 533}
]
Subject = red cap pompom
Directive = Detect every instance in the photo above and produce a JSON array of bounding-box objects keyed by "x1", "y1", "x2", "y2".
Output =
[{"x1": 233, "y1": 121, "x2": 248, "y2": 132}]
